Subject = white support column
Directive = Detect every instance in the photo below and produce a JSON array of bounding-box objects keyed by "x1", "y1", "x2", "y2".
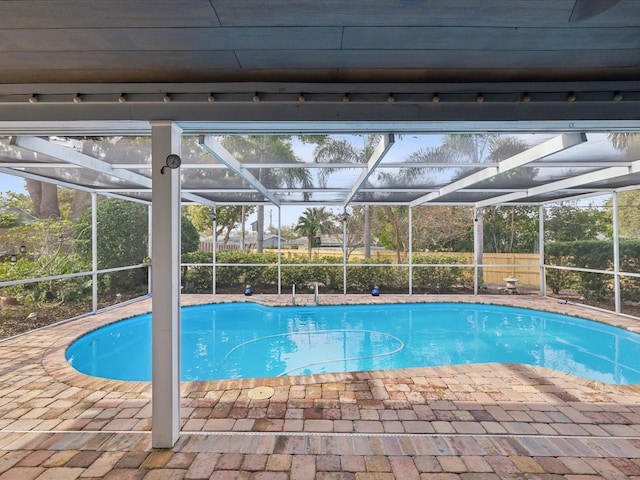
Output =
[
  {"x1": 613, "y1": 192, "x2": 621, "y2": 313},
  {"x1": 408, "y1": 206, "x2": 413, "y2": 295},
  {"x1": 343, "y1": 217, "x2": 347, "y2": 295},
  {"x1": 91, "y1": 192, "x2": 98, "y2": 313},
  {"x1": 212, "y1": 210, "x2": 217, "y2": 295},
  {"x1": 278, "y1": 207, "x2": 282, "y2": 295},
  {"x1": 539, "y1": 205, "x2": 546, "y2": 296},
  {"x1": 148, "y1": 205, "x2": 153, "y2": 295},
  {"x1": 473, "y1": 207, "x2": 484, "y2": 295},
  {"x1": 151, "y1": 121, "x2": 182, "y2": 448}
]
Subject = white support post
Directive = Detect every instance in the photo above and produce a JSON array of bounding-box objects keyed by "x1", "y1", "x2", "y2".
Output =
[
  {"x1": 91, "y1": 192, "x2": 98, "y2": 313},
  {"x1": 408, "y1": 206, "x2": 413, "y2": 295},
  {"x1": 539, "y1": 205, "x2": 546, "y2": 296},
  {"x1": 278, "y1": 207, "x2": 282, "y2": 295},
  {"x1": 473, "y1": 207, "x2": 484, "y2": 295},
  {"x1": 613, "y1": 192, "x2": 621, "y2": 313},
  {"x1": 148, "y1": 205, "x2": 153, "y2": 295},
  {"x1": 343, "y1": 217, "x2": 347, "y2": 295},
  {"x1": 151, "y1": 121, "x2": 182, "y2": 448},
  {"x1": 212, "y1": 213, "x2": 217, "y2": 295}
]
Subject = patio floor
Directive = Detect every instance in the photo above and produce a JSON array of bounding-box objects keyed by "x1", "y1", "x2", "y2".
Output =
[{"x1": 0, "y1": 294, "x2": 639, "y2": 479}]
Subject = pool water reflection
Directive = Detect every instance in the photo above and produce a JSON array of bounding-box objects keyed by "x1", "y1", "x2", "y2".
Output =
[{"x1": 66, "y1": 302, "x2": 640, "y2": 384}]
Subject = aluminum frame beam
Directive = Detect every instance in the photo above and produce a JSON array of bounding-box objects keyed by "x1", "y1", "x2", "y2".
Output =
[
  {"x1": 410, "y1": 133, "x2": 587, "y2": 207},
  {"x1": 11, "y1": 135, "x2": 216, "y2": 207},
  {"x1": 476, "y1": 160, "x2": 640, "y2": 208},
  {"x1": 198, "y1": 135, "x2": 281, "y2": 206},
  {"x1": 343, "y1": 134, "x2": 394, "y2": 207}
]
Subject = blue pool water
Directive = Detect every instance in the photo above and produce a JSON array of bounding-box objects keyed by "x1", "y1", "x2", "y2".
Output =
[{"x1": 66, "y1": 302, "x2": 640, "y2": 384}]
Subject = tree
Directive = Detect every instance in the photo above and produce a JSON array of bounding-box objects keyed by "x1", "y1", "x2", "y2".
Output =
[
  {"x1": 545, "y1": 203, "x2": 612, "y2": 242},
  {"x1": 181, "y1": 216, "x2": 200, "y2": 254},
  {"x1": 616, "y1": 190, "x2": 640, "y2": 239},
  {"x1": 608, "y1": 134, "x2": 640, "y2": 239},
  {"x1": 74, "y1": 198, "x2": 149, "y2": 270},
  {"x1": 412, "y1": 205, "x2": 473, "y2": 252},
  {"x1": 333, "y1": 206, "x2": 367, "y2": 259},
  {"x1": 311, "y1": 135, "x2": 381, "y2": 257},
  {"x1": 184, "y1": 205, "x2": 254, "y2": 245},
  {"x1": 483, "y1": 206, "x2": 539, "y2": 253},
  {"x1": 295, "y1": 207, "x2": 332, "y2": 260},
  {"x1": 25, "y1": 179, "x2": 60, "y2": 219},
  {"x1": 15, "y1": 136, "x2": 152, "y2": 221},
  {"x1": 438, "y1": 134, "x2": 536, "y2": 257},
  {"x1": 220, "y1": 136, "x2": 312, "y2": 252},
  {"x1": 373, "y1": 206, "x2": 409, "y2": 263}
]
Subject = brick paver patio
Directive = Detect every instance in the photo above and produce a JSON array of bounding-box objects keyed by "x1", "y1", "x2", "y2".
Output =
[{"x1": 0, "y1": 294, "x2": 639, "y2": 479}]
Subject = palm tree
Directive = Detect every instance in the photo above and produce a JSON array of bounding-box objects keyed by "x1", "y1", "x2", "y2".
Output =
[
  {"x1": 312, "y1": 135, "x2": 381, "y2": 257},
  {"x1": 221, "y1": 135, "x2": 312, "y2": 252},
  {"x1": 295, "y1": 207, "x2": 331, "y2": 260}
]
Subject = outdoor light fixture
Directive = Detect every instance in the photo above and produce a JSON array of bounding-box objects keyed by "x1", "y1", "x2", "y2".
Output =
[
  {"x1": 253, "y1": 93, "x2": 261, "y2": 102},
  {"x1": 387, "y1": 94, "x2": 395, "y2": 102},
  {"x1": 613, "y1": 92, "x2": 623, "y2": 101},
  {"x1": 340, "y1": 210, "x2": 351, "y2": 222},
  {"x1": 432, "y1": 93, "x2": 440, "y2": 102},
  {"x1": 19, "y1": 245, "x2": 26, "y2": 254},
  {"x1": 521, "y1": 93, "x2": 531, "y2": 102},
  {"x1": 208, "y1": 94, "x2": 215, "y2": 103},
  {"x1": 476, "y1": 93, "x2": 484, "y2": 103},
  {"x1": 209, "y1": 210, "x2": 217, "y2": 222},
  {"x1": 163, "y1": 94, "x2": 171, "y2": 103},
  {"x1": 160, "y1": 154, "x2": 181, "y2": 174},
  {"x1": 28, "y1": 95, "x2": 38, "y2": 104},
  {"x1": 118, "y1": 94, "x2": 126, "y2": 103},
  {"x1": 73, "y1": 94, "x2": 82, "y2": 103},
  {"x1": 9, "y1": 254, "x2": 17, "y2": 263},
  {"x1": 568, "y1": 93, "x2": 576, "y2": 102},
  {"x1": 342, "y1": 94, "x2": 350, "y2": 103},
  {"x1": 298, "y1": 93, "x2": 306, "y2": 102}
]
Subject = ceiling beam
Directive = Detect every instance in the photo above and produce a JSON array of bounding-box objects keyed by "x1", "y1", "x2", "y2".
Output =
[
  {"x1": 343, "y1": 134, "x2": 394, "y2": 208},
  {"x1": 198, "y1": 135, "x2": 281, "y2": 206},
  {"x1": 410, "y1": 133, "x2": 587, "y2": 207}
]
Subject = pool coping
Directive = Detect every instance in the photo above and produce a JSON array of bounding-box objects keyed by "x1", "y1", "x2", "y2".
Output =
[{"x1": 40, "y1": 293, "x2": 640, "y2": 395}]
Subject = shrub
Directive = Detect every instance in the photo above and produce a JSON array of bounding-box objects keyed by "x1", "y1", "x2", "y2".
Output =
[
  {"x1": 346, "y1": 257, "x2": 404, "y2": 292},
  {"x1": 412, "y1": 254, "x2": 471, "y2": 293},
  {"x1": 545, "y1": 240, "x2": 613, "y2": 301}
]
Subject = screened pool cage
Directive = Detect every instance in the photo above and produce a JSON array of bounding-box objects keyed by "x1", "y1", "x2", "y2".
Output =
[{"x1": 2, "y1": 131, "x2": 640, "y2": 320}]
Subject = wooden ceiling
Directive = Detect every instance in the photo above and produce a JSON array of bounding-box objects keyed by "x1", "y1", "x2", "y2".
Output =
[{"x1": 1, "y1": 0, "x2": 638, "y2": 85}]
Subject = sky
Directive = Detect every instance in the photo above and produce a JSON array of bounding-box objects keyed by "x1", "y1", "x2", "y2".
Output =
[{"x1": 0, "y1": 174, "x2": 26, "y2": 194}]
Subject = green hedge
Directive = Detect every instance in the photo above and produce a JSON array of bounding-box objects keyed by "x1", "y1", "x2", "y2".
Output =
[
  {"x1": 412, "y1": 254, "x2": 473, "y2": 293},
  {"x1": 181, "y1": 251, "x2": 470, "y2": 294},
  {"x1": 545, "y1": 240, "x2": 640, "y2": 303}
]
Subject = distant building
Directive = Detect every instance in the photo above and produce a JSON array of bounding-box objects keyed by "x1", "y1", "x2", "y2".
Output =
[{"x1": 199, "y1": 233, "x2": 285, "y2": 252}]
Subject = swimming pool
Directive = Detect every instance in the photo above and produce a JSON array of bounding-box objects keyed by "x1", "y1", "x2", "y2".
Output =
[{"x1": 66, "y1": 302, "x2": 640, "y2": 384}]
